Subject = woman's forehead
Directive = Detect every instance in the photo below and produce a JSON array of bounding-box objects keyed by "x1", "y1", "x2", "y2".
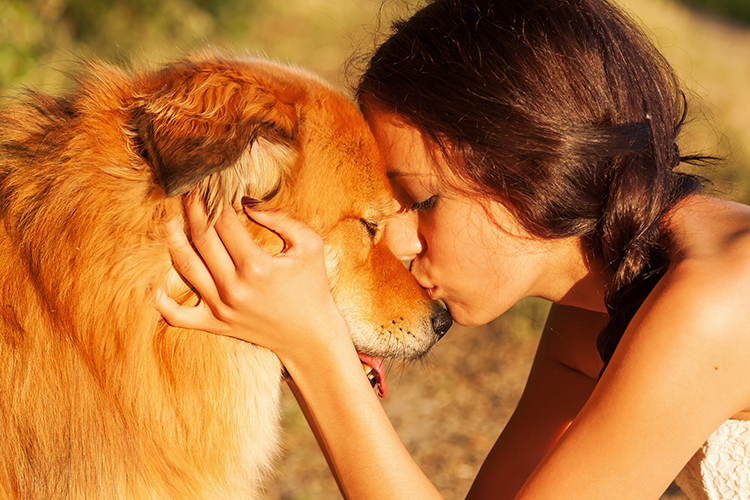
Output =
[{"x1": 367, "y1": 118, "x2": 434, "y2": 173}]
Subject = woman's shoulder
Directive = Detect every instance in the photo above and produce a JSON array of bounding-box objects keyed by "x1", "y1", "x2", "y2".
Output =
[
  {"x1": 618, "y1": 195, "x2": 750, "y2": 417},
  {"x1": 653, "y1": 194, "x2": 750, "y2": 350},
  {"x1": 666, "y1": 194, "x2": 750, "y2": 275}
]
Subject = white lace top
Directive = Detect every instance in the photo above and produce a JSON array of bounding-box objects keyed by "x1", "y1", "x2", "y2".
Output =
[{"x1": 674, "y1": 419, "x2": 750, "y2": 500}]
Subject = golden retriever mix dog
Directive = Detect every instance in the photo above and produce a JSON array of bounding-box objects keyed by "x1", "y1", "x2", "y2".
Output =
[{"x1": 0, "y1": 53, "x2": 452, "y2": 499}]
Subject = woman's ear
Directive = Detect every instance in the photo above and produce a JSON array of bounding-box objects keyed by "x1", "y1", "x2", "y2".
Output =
[{"x1": 130, "y1": 60, "x2": 301, "y2": 199}]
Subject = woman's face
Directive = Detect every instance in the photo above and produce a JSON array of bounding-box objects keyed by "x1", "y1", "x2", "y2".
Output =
[{"x1": 367, "y1": 111, "x2": 594, "y2": 326}]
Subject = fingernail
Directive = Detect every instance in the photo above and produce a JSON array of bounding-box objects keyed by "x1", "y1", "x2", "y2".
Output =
[{"x1": 241, "y1": 196, "x2": 261, "y2": 209}]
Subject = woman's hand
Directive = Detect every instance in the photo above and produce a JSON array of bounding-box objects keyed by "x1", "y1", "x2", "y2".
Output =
[
  {"x1": 156, "y1": 193, "x2": 444, "y2": 500},
  {"x1": 155, "y1": 192, "x2": 350, "y2": 363}
]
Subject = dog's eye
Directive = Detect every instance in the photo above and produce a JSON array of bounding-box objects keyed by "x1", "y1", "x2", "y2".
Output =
[{"x1": 359, "y1": 218, "x2": 378, "y2": 239}]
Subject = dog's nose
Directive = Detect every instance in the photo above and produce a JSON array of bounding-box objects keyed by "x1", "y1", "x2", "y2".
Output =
[{"x1": 430, "y1": 305, "x2": 453, "y2": 339}]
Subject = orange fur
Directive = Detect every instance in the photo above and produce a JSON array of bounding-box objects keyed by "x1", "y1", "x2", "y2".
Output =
[{"x1": 0, "y1": 53, "x2": 448, "y2": 499}]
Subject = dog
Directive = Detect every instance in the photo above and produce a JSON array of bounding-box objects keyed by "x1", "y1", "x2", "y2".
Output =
[{"x1": 0, "y1": 53, "x2": 452, "y2": 499}]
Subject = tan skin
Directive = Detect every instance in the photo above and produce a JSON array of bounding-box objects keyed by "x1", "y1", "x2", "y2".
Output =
[{"x1": 157, "y1": 111, "x2": 750, "y2": 499}]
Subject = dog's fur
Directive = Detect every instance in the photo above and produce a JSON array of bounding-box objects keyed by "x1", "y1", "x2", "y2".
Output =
[{"x1": 0, "y1": 54, "x2": 449, "y2": 499}]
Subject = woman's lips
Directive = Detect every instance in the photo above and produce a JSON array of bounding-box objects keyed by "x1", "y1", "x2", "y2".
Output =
[
  {"x1": 415, "y1": 277, "x2": 436, "y2": 296},
  {"x1": 419, "y1": 282, "x2": 438, "y2": 300},
  {"x1": 414, "y1": 271, "x2": 441, "y2": 301},
  {"x1": 424, "y1": 286, "x2": 451, "y2": 314}
]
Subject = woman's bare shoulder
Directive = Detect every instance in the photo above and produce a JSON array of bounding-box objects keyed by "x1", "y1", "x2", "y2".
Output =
[
  {"x1": 663, "y1": 195, "x2": 750, "y2": 314},
  {"x1": 639, "y1": 196, "x2": 750, "y2": 412},
  {"x1": 660, "y1": 195, "x2": 750, "y2": 322},
  {"x1": 667, "y1": 194, "x2": 750, "y2": 266}
]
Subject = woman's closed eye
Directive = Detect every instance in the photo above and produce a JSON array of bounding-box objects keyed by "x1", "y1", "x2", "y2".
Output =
[{"x1": 411, "y1": 195, "x2": 437, "y2": 212}]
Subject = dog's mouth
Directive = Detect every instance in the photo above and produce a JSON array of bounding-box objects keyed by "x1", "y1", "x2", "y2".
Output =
[{"x1": 357, "y1": 352, "x2": 387, "y2": 398}]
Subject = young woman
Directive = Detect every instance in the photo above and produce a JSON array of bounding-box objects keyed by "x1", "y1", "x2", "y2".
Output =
[{"x1": 156, "y1": 0, "x2": 750, "y2": 498}]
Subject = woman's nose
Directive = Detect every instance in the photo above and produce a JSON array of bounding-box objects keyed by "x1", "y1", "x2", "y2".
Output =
[{"x1": 384, "y1": 211, "x2": 422, "y2": 261}]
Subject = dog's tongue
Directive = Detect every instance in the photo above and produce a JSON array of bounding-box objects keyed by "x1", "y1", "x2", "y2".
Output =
[{"x1": 357, "y1": 352, "x2": 387, "y2": 398}]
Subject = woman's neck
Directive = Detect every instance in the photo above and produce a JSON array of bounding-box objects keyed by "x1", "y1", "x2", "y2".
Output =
[{"x1": 537, "y1": 236, "x2": 610, "y2": 314}]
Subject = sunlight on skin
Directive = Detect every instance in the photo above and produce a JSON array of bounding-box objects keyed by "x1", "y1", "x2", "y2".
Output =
[{"x1": 368, "y1": 109, "x2": 607, "y2": 326}]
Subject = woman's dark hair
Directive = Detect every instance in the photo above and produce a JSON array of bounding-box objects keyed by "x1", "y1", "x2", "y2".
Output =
[{"x1": 356, "y1": 0, "x2": 710, "y2": 371}]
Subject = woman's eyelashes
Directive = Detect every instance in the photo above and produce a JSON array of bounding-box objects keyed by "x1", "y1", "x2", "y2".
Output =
[{"x1": 410, "y1": 195, "x2": 437, "y2": 212}]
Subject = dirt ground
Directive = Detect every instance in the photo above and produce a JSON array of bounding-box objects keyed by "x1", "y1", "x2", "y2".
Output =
[{"x1": 264, "y1": 299, "x2": 689, "y2": 500}]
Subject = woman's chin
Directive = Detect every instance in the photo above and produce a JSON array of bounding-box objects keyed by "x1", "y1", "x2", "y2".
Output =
[
  {"x1": 444, "y1": 306, "x2": 494, "y2": 328},
  {"x1": 444, "y1": 301, "x2": 511, "y2": 328}
]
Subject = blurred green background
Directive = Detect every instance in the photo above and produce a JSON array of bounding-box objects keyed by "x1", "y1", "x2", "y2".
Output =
[
  {"x1": 0, "y1": 0, "x2": 398, "y2": 95},
  {"x1": 2, "y1": 0, "x2": 749, "y2": 499}
]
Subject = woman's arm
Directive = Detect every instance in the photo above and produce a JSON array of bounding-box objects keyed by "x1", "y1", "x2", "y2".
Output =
[
  {"x1": 282, "y1": 324, "x2": 443, "y2": 500},
  {"x1": 473, "y1": 265, "x2": 750, "y2": 500},
  {"x1": 158, "y1": 196, "x2": 750, "y2": 500},
  {"x1": 156, "y1": 197, "x2": 444, "y2": 500},
  {"x1": 467, "y1": 304, "x2": 607, "y2": 500},
  {"x1": 515, "y1": 260, "x2": 750, "y2": 500}
]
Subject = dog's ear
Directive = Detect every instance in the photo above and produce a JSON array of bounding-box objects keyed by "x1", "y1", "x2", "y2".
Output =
[{"x1": 131, "y1": 62, "x2": 301, "y2": 200}]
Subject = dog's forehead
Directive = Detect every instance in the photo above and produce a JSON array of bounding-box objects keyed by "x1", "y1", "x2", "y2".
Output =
[
  {"x1": 296, "y1": 88, "x2": 393, "y2": 192},
  {"x1": 214, "y1": 58, "x2": 397, "y2": 224}
]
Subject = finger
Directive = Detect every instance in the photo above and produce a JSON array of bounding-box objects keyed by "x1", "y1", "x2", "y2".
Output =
[
  {"x1": 155, "y1": 287, "x2": 229, "y2": 334},
  {"x1": 154, "y1": 287, "x2": 183, "y2": 324},
  {"x1": 213, "y1": 207, "x2": 271, "y2": 274},
  {"x1": 244, "y1": 209, "x2": 324, "y2": 256},
  {"x1": 184, "y1": 192, "x2": 237, "y2": 283},
  {"x1": 163, "y1": 217, "x2": 220, "y2": 301}
]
